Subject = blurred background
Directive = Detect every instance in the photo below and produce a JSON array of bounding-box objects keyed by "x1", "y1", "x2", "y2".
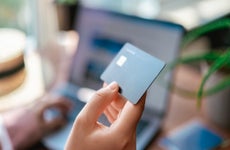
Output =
[
  {"x1": 0, "y1": 0, "x2": 229, "y2": 90},
  {"x1": 0, "y1": 0, "x2": 230, "y2": 149}
]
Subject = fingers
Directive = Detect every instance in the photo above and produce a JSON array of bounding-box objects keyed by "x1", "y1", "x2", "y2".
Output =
[
  {"x1": 104, "y1": 108, "x2": 115, "y2": 123},
  {"x1": 115, "y1": 92, "x2": 146, "y2": 134},
  {"x1": 34, "y1": 94, "x2": 72, "y2": 133},
  {"x1": 78, "y1": 82, "x2": 119, "y2": 125},
  {"x1": 43, "y1": 115, "x2": 67, "y2": 134},
  {"x1": 104, "y1": 105, "x2": 120, "y2": 123},
  {"x1": 103, "y1": 82, "x2": 108, "y2": 88},
  {"x1": 104, "y1": 95, "x2": 126, "y2": 123},
  {"x1": 39, "y1": 94, "x2": 72, "y2": 117},
  {"x1": 111, "y1": 94, "x2": 127, "y2": 110}
]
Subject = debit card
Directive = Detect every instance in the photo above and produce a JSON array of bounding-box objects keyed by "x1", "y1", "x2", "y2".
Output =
[{"x1": 100, "y1": 43, "x2": 166, "y2": 104}]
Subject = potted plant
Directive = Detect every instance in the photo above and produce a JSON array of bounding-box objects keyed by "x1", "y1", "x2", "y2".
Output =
[{"x1": 171, "y1": 14, "x2": 230, "y2": 129}]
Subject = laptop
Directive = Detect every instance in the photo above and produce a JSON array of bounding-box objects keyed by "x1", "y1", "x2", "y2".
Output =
[{"x1": 43, "y1": 5, "x2": 185, "y2": 150}]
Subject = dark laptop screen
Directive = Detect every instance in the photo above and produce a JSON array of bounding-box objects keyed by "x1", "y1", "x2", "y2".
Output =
[{"x1": 69, "y1": 6, "x2": 184, "y2": 114}]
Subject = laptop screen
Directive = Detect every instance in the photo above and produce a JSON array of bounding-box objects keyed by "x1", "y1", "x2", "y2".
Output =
[{"x1": 69, "y1": 6, "x2": 184, "y2": 114}]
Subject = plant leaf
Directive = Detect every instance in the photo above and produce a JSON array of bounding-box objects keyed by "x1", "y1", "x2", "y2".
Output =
[
  {"x1": 197, "y1": 49, "x2": 230, "y2": 107},
  {"x1": 170, "y1": 51, "x2": 220, "y2": 68},
  {"x1": 205, "y1": 75, "x2": 230, "y2": 96},
  {"x1": 182, "y1": 18, "x2": 230, "y2": 48},
  {"x1": 166, "y1": 51, "x2": 222, "y2": 99}
]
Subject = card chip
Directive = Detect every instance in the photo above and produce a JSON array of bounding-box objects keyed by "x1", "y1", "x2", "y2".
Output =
[{"x1": 116, "y1": 55, "x2": 127, "y2": 67}]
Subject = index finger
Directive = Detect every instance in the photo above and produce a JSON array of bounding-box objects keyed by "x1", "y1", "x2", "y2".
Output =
[
  {"x1": 78, "y1": 82, "x2": 119, "y2": 125},
  {"x1": 115, "y1": 92, "x2": 146, "y2": 134}
]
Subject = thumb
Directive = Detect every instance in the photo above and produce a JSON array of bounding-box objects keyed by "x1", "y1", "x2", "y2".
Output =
[{"x1": 78, "y1": 82, "x2": 119, "y2": 125}]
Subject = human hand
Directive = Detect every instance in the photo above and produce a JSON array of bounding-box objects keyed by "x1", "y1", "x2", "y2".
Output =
[
  {"x1": 65, "y1": 82, "x2": 146, "y2": 150},
  {"x1": 2, "y1": 93, "x2": 72, "y2": 149}
]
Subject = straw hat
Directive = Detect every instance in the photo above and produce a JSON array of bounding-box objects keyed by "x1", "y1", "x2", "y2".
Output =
[{"x1": 0, "y1": 28, "x2": 26, "y2": 96}]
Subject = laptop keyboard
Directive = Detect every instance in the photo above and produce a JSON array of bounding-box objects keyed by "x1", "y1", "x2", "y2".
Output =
[{"x1": 137, "y1": 119, "x2": 149, "y2": 136}]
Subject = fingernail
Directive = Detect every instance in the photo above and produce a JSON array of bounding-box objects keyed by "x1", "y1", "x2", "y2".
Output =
[{"x1": 108, "y1": 81, "x2": 118, "y2": 90}]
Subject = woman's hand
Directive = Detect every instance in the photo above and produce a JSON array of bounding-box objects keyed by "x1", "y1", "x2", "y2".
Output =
[
  {"x1": 2, "y1": 93, "x2": 72, "y2": 149},
  {"x1": 65, "y1": 82, "x2": 146, "y2": 150}
]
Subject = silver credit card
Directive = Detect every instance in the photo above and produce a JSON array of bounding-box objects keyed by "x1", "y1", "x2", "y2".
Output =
[{"x1": 100, "y1": 43, "x2": 166, "y2": 104}]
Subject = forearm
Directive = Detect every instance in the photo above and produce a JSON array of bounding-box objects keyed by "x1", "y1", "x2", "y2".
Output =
[{"x1": 2, "y1": 108, "x2": 41, "y2": 150}]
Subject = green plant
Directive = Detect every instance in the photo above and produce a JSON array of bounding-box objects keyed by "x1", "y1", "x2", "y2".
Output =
[
  {"x1": 55, "y1": 0, "x2": 78, "y2": 5},
  {"x1": 171, "y1": 16, "x2": 230, "y2": 107},
  {"x1": 0, "y1": 0, "x2": 25, "y2": 29}
]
